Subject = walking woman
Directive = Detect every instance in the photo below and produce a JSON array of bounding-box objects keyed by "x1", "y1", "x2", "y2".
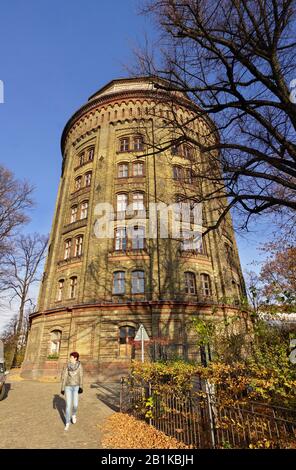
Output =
[{"x1": 61, "y1": 351, "x2": 83, "y2": 431}]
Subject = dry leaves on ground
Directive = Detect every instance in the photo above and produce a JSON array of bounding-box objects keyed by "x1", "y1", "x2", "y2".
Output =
[{"x1": 101, "y1": 412, "x2": 191, "y2": 449}]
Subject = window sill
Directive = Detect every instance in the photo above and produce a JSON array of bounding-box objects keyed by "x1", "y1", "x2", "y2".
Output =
[
  {"x1": 70, "y1": 186, "x2": 91, "y2": 198},
  {"x1": 74, "y1": 160, "x2": 93, "y2": 171},
  {"x1": 115, "y1": 210, "x2": 147, "y2": 220},
  {"x1": 116, "y1": 175, "x2": 145, "y2": 180},
  {"x1": 179, "y1": 250, "x2": 208, "y2": 257},
  {"x1": 57, "y1": 255, "x2": 83, "y2": 267},
  {"x1": 62, "y1": 218, "x2": 88, "y2": 234},
  {"x1": 116, "y1": 150, "x2": 144, "y2": 154}
]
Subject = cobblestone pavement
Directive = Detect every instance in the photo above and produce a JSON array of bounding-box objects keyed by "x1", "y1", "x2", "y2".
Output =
[{"x1": 0, "y1": 376, "x2": 116, "y2": 449}]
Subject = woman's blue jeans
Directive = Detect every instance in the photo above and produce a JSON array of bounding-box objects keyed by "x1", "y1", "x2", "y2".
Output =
[{"x1": 65, "y1": 385, "x2": 79, "y2": 424}]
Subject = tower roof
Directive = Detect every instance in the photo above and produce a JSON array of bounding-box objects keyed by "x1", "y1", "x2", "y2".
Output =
[{"x1": 88, "y1": 76, "x2": 172, "y2": 101}]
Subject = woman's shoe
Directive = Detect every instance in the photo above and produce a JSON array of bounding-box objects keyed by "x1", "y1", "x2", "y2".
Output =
[
  {"x1": 72, "y1": 415, "x2": 77, "y2": 424},
  {"x1": 64, "y1": 423, "x2": 70, "y2": 431}
]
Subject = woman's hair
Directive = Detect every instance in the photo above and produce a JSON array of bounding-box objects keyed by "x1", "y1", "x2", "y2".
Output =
[{"x1": 70, "y1": 351, "x2": 79, "y2": 360}]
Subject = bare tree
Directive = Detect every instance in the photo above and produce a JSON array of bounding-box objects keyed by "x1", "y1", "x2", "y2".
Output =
[
  {"x1": 1, "y1": 233, "x2": 48, "y2": 366},
  {"x1": 0, "y1": 165, "x2": 34, "y2": 263},
  {"x1": 136, "y1": 0, "x2": 296, "y2": 232}
]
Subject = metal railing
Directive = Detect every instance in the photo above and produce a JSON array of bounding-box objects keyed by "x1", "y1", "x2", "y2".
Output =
[{"x1": 120, "y1": 378, "x2": 296, "y2": 449}]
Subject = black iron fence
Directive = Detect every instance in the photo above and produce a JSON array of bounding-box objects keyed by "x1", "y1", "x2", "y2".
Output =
[{"x1": 120, "y1": 378, "x2": 296, "y2": 449}]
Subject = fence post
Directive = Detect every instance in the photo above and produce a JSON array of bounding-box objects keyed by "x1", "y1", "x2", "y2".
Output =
[
  {"x1": 206, "y1": 380, "x2": 216, "y2": 448},
  {"x1": 149, "y1": 381, "x2": 152, "y2": 426},
  {"x1": 120, "y1": 376, "x2": 124, "y2": 412}
]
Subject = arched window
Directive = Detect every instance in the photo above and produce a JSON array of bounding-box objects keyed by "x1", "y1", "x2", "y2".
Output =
[
  {"x1": 64, "y1": 239, "x2": 72, "y2": 260},
  {"x1": 117, "y1": 193, "x2": 128, "y2": 213},
  {"x1": 181, "y1": 229, "x2": 194, "y2": 251},
  {"x1": 78, "y1": 152, "x2": 84, "y2": 167},
  {"x1": 171, "y1": 143, "x2": 180, "y2": 155},
  {"x1": 115, "y1": 227, "x2": 127, "y2": 251},
  {"x1": 131, "y1": 225, "x2": 145, "y2": 250},
  {"x1": 57, "y1": 279, "x2": 64, "y2": 301},
  {"x1": 119, "y1": 326, "x2": 135, "y2": 357},
  {"x1": 75, "y1": 176, "x2": 82, "y2": 191},
  {"x1": 113, "y1": 271, "x2": 125, "y2": 294},
  {"x1": 85, "y1": 171, "x2": 92, "y2": 187},
  {"x1": 70, "y1": 205, "x2": 78, "y2": 223},
  {"x1": 185, "y1": 168, "x2": 193, "y2": 184},
  {"x1": 173, "y1": 166, "x2": 183, "y2": 181},
  {"x1": 118, "y1": 163, "x2": 129, "y2": 178},
  {"x1": 88, "y1": 147, "x2": 94, "y2": 161},
  {"x1": 133, "y1": 161, "x2": 144, "y2": 177},
  {"x1": 80, "y1": 201, "x2": 88, "y2": 219},
  {"x1": 183, "y1": 145, "x2": 193, "y2": 160},
  {"x1": 201, "y1": 273, "x2": 211, "y2": 297},
  {"x1": 120, "y1": 137, "x2": 129, "y2": 152},
  {"x1": 134, "y1": 136, "x2": 143, "y2": 151},
  {"x1": 74, "y1": 235, "x2": 83, "y2": 257},
  {"x1": 69, "y1": 276, "x2": 77, "y2": 299},
  {"x1": 132, "y1": 192, "x2": 144, "y2": 211},
  {"x1": 181, "y1": 230, "x2": 204, "y2": 253},
  {"x1": 49, "y1": 330, "x2": 62, "y2": 355},
  {"x1": 132, "y1": 270, "x2": 145, "y2": 294},
  {"x1": 184, "y1": 271, "x2": 196, "y2": 294}
]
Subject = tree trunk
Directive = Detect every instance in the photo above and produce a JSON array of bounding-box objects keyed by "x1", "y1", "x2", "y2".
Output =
[{"x1": 11, "y1": 296, "x2": 26, "y2": 368}]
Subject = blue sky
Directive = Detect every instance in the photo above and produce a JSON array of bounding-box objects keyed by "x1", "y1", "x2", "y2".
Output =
[{"x1": 0, "y1": 0, "x2": 271, "y2": 329}]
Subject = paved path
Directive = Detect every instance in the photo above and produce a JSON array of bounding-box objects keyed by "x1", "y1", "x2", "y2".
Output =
[{"x1": 0, "y1": 376, "x2": 116, "y2": 449}]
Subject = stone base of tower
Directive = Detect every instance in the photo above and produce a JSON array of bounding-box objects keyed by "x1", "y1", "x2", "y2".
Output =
[{"x1": 20, "y1": 301, "x2": 250, "y2": 382}]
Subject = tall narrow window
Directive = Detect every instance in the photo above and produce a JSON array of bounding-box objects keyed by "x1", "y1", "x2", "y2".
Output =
[
  {"x1": 134, "y1": 136, "x2": 143, "y2": 151},
  {"x1": 117, "y1": 193, "x2": 128, "y2": 213},
  {"x1": 132, "y1": 226, "x2": 145, "y2": 250},
  {"x1": 64, "y1": 239, "x2": 72, "y2": 260},
  {"x1": 74, "y1": 235, "x2": 83, "y2": 257},
  {"x1": 171, "y1": 143, "x2": 180, "y2": 155},
  {"x1": 113, "y1": 271, "x2": 125, "y2": 294},
  {"x1": 173, "y1": 166, "x2": 183, "y2": 181},
  {"x1": 50, "y1": 330, "x2": 62, "y2": 355},
  {"x1": 75, "y1": 176, "x2": 82, "y2": 191},
  {"x1": 80, "y1": 201, "x2": 88, "y2": 219},
  {"x1": 118, "y1": 163, "x2": 129, "y2": 178},
  {"x1": 88, "y1": 147, "x2": 94, "y2": 161},
  {"x1": 69, "y1": 276, "x2": 77, "y2": 299},
  {"x1": 132, "y1": 192, "x2": 144, "y2": 211},
  {"x1": 115, "y1": 227, "x2": 127, "y2": 251},
  {"x1": 85, "y1": 171, "x2": 92, "y2": 187},
  {"x1": 70, "y1": 205, "x2": 78, "y2": 223},
  {"x1": 133, "y1": 162, "x2": 144, "y2": 176},
  {"x1": 120, "y1": 137, "x2": 129, "y2": 152},
  {"x1": 78, "y1": 152, "x2": 84, "y2": 166},
  {"x1": 184, "y1": 271, "x2": 196, "y2": 294},
  {"x1": 181, "y1": 229, "x2": 194, "y2": 251},
  {"x1": 57, "y1": 280, "x2": 64, "y2": 302},
  {"x1": 185, "y1": 168, "x2": 193, "y2": 183},
  {"x1": 119, "y1": 326, "x2": 135, "y2": 357},
  {"x1": 183, "y1": 145, "x2": 193, "y2": 160},
  {"x1": 132, "y1": 270, "x2": 145, "y2": 294},
  {"x1": 201, "y1": 273, "x2": 211, "y2": 297}
]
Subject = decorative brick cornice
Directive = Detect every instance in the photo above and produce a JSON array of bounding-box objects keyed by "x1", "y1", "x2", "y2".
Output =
[
  {"x1": 29, "y1": 301, "x2": 246, "y2": 320},
  {"x1": 60, "y1": 84, "x2": 217, "y2": 154}
]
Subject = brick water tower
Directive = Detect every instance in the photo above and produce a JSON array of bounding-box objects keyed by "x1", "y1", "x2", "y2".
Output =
[{"x1": 21, "y1": 77, "x2": 246, "y2": 381}]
